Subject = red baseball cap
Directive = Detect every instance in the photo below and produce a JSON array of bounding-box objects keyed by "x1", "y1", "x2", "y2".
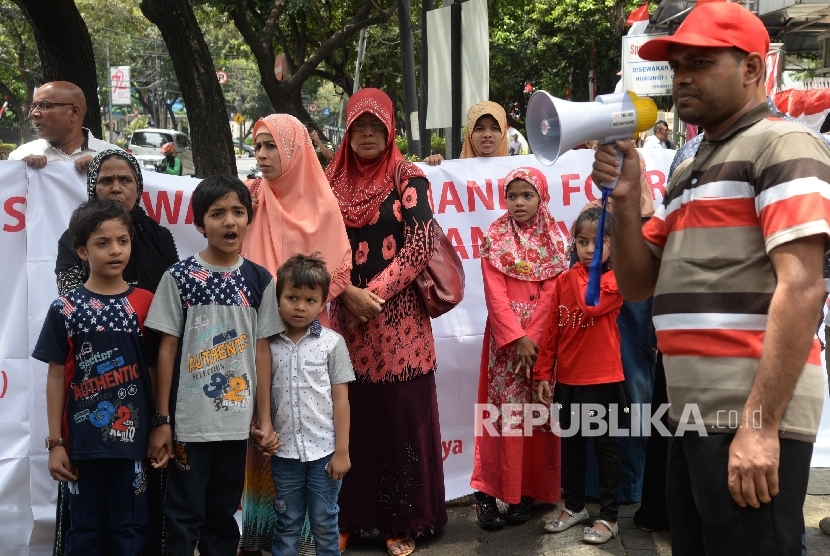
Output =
[{"x1": 638, "y1": 2, "x2": 769, "y2": 61}]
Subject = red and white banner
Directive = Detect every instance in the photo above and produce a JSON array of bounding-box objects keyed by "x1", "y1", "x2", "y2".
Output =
[
  {"x1": 5, "y1": 150, "x2": 830, "y2": 553},
  {"x1": 774, "y1": 88, "x2": 830, "y2": 132}
]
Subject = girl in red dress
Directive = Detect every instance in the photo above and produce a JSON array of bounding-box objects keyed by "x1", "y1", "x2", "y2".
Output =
[
  {"x1": 535, "y1": 207, "x2": 625, "y2": 545},
  {"x1": 471, "y1": 167, "x2": 568, "y2": 529}
]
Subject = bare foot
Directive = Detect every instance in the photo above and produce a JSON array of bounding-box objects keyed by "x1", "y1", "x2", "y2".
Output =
[{"x1": 386, "y1": 536, "x2": 415, "y2": 555}]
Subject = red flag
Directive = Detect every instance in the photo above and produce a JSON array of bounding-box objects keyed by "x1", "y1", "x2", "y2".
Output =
[{"x1": 626, "y1": 4, "x2": 650, "y2": 25}]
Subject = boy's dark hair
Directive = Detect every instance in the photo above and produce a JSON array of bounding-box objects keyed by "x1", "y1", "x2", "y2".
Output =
[
  {"x1": 68, "y1": 198, "x2": 133, "y2": 250},
  {"x1": 573, "y1": 206, "x2": 614, "y2": 239},
  {"x1": 276, "y1": 252, "x2": 331, "y2": 303},
  {"x1": 191, "y1": 175, "x2": 253, "y2": 228}
]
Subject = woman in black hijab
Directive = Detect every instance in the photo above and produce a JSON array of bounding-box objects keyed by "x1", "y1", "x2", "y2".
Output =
[{"x1": 55, "y1": 149, "x2": 179, "y2": 295}]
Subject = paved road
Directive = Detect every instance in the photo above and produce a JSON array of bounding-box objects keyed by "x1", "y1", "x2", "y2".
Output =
[
  {"x1": 334, "y1": 468, "x2": 830, "y2": 555},
  {"x1": 236, "y1": 156, "x2": 257, "y2": 182}
]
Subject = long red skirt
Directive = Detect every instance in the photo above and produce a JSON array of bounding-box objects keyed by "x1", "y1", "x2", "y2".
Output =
[{"x1": 470, "y1": 320, "x2": 561, "y2": 504}]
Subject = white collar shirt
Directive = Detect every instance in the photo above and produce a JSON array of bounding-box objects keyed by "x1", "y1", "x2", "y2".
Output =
[
  {"x1": 270, "y1": 320, "x2": 355, "y2": 462},
  {"x1": 9, "y1": 128, "x2": 121, "y2": 161},
  {"x1": 643, "y1": 135, "x2": 667, "y2": 149}
]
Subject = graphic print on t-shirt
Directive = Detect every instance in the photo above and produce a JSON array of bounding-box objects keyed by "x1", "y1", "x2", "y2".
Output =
[
  {"x1": 32, "y1": 286, "x2": 154, "y2": 460},
  {"x1": 188, "y1": 325, "x2": 252, "y2": 411}
]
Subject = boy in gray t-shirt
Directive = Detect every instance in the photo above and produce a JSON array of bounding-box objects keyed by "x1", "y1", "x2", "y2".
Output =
[{"x1": 145, "y1": 176, "x2": 284, "y2": 555}]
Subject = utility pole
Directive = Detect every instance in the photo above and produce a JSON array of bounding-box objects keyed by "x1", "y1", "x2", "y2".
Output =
[
  {"x1": 443, "y1": 0, "x2": 457, "y2": 159},
  {"x1": 353, "y1": 29, "x2": 367, "y2": 94},
  {"x1": 450, "y1": 1, "x2": 462, "y2": 159},
  {"x1": 398, "y1": 0, "x2": 420, "y2": 156},
  {"x1": 106, "y1": 39, "x2": 113, "y2": 144},
  {"x1": 236, "y1": 67, "x2": 244, "y2": 150},
  {"x1": 154, "y1": 36, "x2": 163, "y2": 129},
  {"x1": 419, "y1": 0, "x2": 434, "y2": 158}
]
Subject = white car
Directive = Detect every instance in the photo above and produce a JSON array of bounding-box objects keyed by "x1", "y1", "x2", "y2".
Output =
[{"x1": 127, "y1": 128, "x2": 195, "y2": 176}]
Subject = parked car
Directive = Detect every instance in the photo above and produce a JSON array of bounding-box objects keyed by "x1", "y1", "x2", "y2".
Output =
[
  {"x1": 236, "y1": 143, "x2": 255, "y2": 157},
  {"x1": 127, "y1": 128, "x2": 195, "y2": 176}
]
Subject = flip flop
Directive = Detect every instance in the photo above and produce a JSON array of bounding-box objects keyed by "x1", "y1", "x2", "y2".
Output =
[{"x1": 386, "y1": 536, "x2": 415, "y2": 556}]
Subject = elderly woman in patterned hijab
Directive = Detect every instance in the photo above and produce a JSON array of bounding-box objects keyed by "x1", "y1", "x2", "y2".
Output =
[
  {"x1": 55, "y1": 149, "x2": 179, "y2": 294},
  {"x1": 325, "y1": 88, "x2": 447, "y2": 556}
]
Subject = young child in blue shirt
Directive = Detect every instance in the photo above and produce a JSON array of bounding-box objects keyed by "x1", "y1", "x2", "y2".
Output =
[
  {"x1": 260, "y1": 253, "x2": 354, "y2": 556},
  {"x1": 145, "y1": 176, "x2": 284, "y2": 555},
  {"x1": 33, "y1": 199, "x2": 158, "y2": 555}
]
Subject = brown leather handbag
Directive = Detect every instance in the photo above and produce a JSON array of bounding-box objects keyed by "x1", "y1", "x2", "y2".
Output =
[{"x1": 394, "y1": 161, "x2": 465, "y2": 318}]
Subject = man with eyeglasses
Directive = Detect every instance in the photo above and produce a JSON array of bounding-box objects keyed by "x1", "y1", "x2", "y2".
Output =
[
  {"x1": 8, "y1": 81, "x2": 120, "y2": 173},
  {"x1": 643, "y1": 120, "x2": 670, "y2": 149}
]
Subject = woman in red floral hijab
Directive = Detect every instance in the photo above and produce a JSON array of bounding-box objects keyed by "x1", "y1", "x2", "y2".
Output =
[
  {"x1": 471, "y1": 166, "x2": 568, "y2": 530},
  {"x1": 326, "y1": 88, "x2": 447, "y2": 556}
]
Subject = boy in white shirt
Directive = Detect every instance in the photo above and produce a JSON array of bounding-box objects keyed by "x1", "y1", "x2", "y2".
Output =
[{"x1": 259, "y1": 253, "x2": 354, "y2": 556}]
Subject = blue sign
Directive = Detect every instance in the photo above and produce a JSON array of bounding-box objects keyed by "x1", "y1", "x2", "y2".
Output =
[{"x1": 322, "y1": 107, "x2": 331, "y2": 117}]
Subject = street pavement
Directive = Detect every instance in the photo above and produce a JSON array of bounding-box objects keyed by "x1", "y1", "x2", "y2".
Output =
[{"x1": 335, "y1": 468, "x2": 830, "y2": 555}]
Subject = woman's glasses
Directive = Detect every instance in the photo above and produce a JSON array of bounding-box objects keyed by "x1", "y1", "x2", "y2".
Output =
[
  {"x1": 351, "y1": 121, "x2": 386, "y2": 133},
  {"x1": 29, "y1": 101, "x2": 75, "y2": 115}
]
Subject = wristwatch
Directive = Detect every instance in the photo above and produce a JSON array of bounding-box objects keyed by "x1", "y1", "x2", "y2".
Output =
[
  {"x1": 45, "y1": 437, "x2": 66, "y2": 450},
  {"x1": 151, "y1": 414, "x2": 171, "y2": 426}
]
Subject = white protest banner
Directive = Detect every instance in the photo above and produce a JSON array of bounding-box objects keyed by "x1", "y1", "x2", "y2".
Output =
[
  {"x1": 7, "y1": 149, "x2": 830, "y2": 554},
  {"x1": 622, "y1": 34, "x2": 673, "y2": 96}
]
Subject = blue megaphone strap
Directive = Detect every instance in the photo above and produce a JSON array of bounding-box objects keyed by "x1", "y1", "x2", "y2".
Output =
[{"x1": 585, "y1": 189, "x2": 609, "y2": 307}]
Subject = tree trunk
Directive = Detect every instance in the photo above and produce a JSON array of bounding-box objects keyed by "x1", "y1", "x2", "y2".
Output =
[
  {"x1": 13, "y1": 0, "x2": 102, "y2": 137},
  {"x1": 140, "y1": 0, "x2": 236, "y2": 177}
]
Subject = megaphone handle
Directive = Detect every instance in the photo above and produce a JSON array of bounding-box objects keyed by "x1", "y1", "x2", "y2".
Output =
[{"x1": 599, "y1": 146, "x2": 624, "y2": 190}]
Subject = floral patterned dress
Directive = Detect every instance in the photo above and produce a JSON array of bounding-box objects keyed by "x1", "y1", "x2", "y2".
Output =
[
  {"x1": 469, "y1": 260, "x2": 562, "y2": 504},
  {"x1": 331, "y1": 175, "x2": 448, "y2": 537}
]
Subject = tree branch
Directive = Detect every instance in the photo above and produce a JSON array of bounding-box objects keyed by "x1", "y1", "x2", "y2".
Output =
[{"x1": 289, "y1": 4, "x2": 395, "y2": 89}]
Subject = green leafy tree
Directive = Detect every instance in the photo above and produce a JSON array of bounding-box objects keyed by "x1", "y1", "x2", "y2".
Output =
[
  {"x1": 13, "y1": 0, "x2": 102, "y2": 137},
  {"x1": 489, "y1": 0, "x2": 661, "y2": 130},
  {"x1": 206, "y1": 0, "x2": 394, "y2": 138},
  {"x1": 0, "y1": 1, "x2": 40, "y2": 141}
]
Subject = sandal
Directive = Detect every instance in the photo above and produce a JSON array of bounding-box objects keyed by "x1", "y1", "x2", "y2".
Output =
[
  {"x1": 386, "y1": 536, "x2": 415, "y2": 556},
  {"x1": 339, "y1": 531, "x2": 358, "y2": 553},
  {"x1": 544, "y1": 507, "x2": 589, "y2": 533},
  {"x1": 583, "y1": 519, "x2": 618, "y2": 544}
]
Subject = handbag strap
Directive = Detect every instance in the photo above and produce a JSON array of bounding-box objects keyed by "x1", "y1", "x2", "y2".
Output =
[{"x1": 393, "y1": 160, "x2": 406, "y2": 196}]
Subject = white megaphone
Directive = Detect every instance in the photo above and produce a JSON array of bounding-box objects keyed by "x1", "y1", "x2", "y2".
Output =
[{"x1": 526, "y1": 90, "x2": 658, "y2": 188}]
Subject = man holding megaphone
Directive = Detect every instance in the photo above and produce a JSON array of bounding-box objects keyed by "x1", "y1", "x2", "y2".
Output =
[{"x1": 592, "y1": 3, "x2": 830, "y2": 554}]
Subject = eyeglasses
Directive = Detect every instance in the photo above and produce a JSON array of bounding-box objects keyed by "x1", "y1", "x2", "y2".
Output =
[
  {"x1": 29, "y1": 101, "x2": 75, "y2": 115},
  {"x1": 351, "y1": 120, "x2": 386, "y2": 133}
]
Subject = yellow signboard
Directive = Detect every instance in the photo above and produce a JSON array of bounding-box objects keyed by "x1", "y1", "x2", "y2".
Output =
[{"x1": 233, "y1": 113, "x2": 244, "y2": 125}]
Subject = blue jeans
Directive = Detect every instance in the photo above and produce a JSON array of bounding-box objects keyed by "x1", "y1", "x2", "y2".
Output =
[
  {"x1": 270, "y1": 453, "x2": 342, "y2": 556},
  {"x1": 584, "y1": 298, "x2": 656, "y2": 503},
  {"x1": 164, "y1": 439, "x2": 247, "y2": 556},
  {"x1": 64, "y1": 458, "x2": 148, "y2": 556}
]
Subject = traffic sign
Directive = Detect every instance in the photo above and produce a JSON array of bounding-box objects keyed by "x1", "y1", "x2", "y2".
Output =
[
  {"x1": 308, "y1": 103, "x2": 318, "y2": 113},
  {"x1": 217, "y1": 71, "x2": 229, "y2": 85},
  {"x1": 322, "y1": 107, "x2": 331, "y2": 117},
  {"x1": 233, "y1": 113, "x2": 244, "y2": 125}
]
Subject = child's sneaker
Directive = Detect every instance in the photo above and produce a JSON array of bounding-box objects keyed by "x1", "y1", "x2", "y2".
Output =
[
  {"x1": 474, "y1": 491, "x2": 505, "y2": 530},
  {"x1": 505, "y1": 496, "x2": 532, "y2": 523}
]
